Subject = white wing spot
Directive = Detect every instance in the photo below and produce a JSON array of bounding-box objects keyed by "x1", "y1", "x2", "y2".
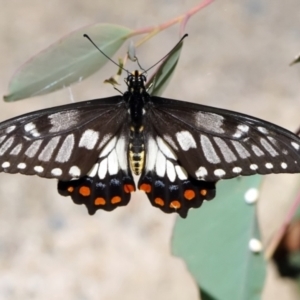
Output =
[
  {"x1": 51, "y1": 168, "x2": 63, "y2": 176},
  {"x1": 176, "y1": 131, "x2": 197, "y2": 151},
  {"x1": 166, "y1": 161, "x2": 176, "y2": 182},
  {"x1": 98, "y1": 159, "x2": 108, "y2": 179},
  {"x1": 291, "y1": 142, "x2": 300, "y2": 150},
  {"x1": 265, "y1": 162, "x2": 273, "y2": 169},
  {"x1": 214, "y1": 137, "x2": 237, "y2": 163},
  {"x1": 281, "y1": 162, "x2": 287, "y2": 169},
  {"x1": 88, "y1": 163, "x2": 99, "y2": 177},
  {"x1": 257, "y1": 127, "x2": 269, "y2": 134},
  {"x1": 69, "y1": 166, "x2": 81, "y2": 177},
  {"x1": 98, "y1": 134, "x2": 112, "y2": 150},
  {"x1": 24, "y1": 122, "x2": 35, "y2": 132},
  {"x1": 49, "y1": 110, "x2": 79, "y2": 133},
  {"x1": 267, "y1": 136, "x2": 278, "y2": 147},
  {"x1": 79, "y1": 129, "x2": 99, "y2": 150},
  {"x1": 194, "y1": 112, "x2": 225, "y2": 133},
  {"x1": 55, "y1": 134, "x2": 75, "y2": 163},
  {"x1": 214, "y1": 169, "x2": 226, "y2": 177},
  {"x1": 145, "y1": 137, "x2": 158, "y2": 172},
  {"x1": 10, "y1": 144, "x2": 22, "y2": 155},
  {"x1": 252, "y1": 145, "x2": 264, "y2": 157},
  {"x1": 232, "y1": 167, "x2": 242, "y2": 173},
  {"x1": 6, "y1": 125, "x2": 16, "y2": 134},
  {"x1": 38, "y1": 137, "x2": 60, "y2": 162},
  {"x1": 108, "y1": 150, "x2": 118, "y2": 175},
  {"x1": 156, "y1": 150, "x2": 166, "y2": 177},
  {"x1": 195, "y1": 166, "x2": 208, "y2": 178},
  {"x1": 34, "y1": 166, "x2": 44, "y2": 173},
  {"x1": 201, "y1": 135, "x2": 221, "y2": 164},
  {"x1": 17, "y1": 163, "x2": 26, "y2": 169},
  {"x1": 175, "y1": 165, "x2": 188, "y2": 180},
  {"x1": 116, "y1": 137, "x2": 128, "y2": 171},
  {"x1": 24, "y1": 122, "x2": 40, "y2": 137},
  {"x1": 99, "y1": 137, "x2": 117, "y2": 158},
  {"x1": 0, "y1": 135, "x2": 6, "y2": 144},
  {"x1": 0, "y1": 136, "x2": 14, "y2": 156},
  {"x1": 231, "y1": 141, "x2": 250, "y2": 159},
  {"x1": 244, "y1": 188, "x2": 259, "y2": 204},
  {"x1": 232, "y1": 124, "x2": 249, "y2": 138},
  {"x1": 260, "y1": 138, "x2": 278, "y2": 157},
  {"x1": 157, "y1": 137, "x2": 177, "y2": 160},
  {"x1": 163, "y1": 134, "x2": 178, "y2": 150},
  {"x1": 250, "y1": 164, "x2": 258, "y2": 170},
  {"x1": 238, "y1": 124, "x2": 249, "y2": 132},
  {"x1": 2, "y1": 162, "x2": 10, "y2": 168},
  {"x1": 25, "y1": 140, "x2": 43, "y2": 158}
]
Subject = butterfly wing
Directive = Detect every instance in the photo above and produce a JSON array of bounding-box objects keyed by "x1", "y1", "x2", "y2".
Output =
[
  {"x1": 58, "y1": 124, "x2": 136, "y2": 215},
  {"x1": 0, "y1": 96, "x2": 126, "y2": 179},
  {"x1": 145, "y1": 96, "x2": 300, "y2": 182},
  {"x1": 0, "y1": 96, "x2": 136, "y2": 214},
  {"x1": 138, "y1": 124, "x2": 216, "y2": 218},
  {"x1": 137, "y1": 96, "x2": 300, "y2": 217}
]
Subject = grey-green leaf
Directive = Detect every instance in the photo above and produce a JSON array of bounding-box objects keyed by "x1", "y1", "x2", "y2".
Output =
[
  {"x1": 4, "y1": 24, "x2": 133, "y2": 102},
  {"x1": 146, "y1": 36, "x2": 185, "y2": 96},
  {"x1": 172, "y1": 176, "x2": 266, "y2": 300}
]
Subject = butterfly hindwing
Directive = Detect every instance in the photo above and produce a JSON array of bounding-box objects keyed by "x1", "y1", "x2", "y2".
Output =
[
  {"x1": 58, "y1": 126, "x2": 136, "y2": 214},
  {"x1": 138, "y1": 127, "x2": 216, "y2": 217},
  {"x1": 146, "y1": 96, "x2": 300, "y2": 182}
]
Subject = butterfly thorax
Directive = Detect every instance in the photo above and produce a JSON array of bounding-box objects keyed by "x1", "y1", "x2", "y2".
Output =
[{"x1": 124, "y1": 71, "x2": 149, "y2": 175}]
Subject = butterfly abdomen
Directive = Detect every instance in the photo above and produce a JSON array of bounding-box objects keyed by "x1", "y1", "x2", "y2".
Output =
[{"x1": 129, "y1": 125, "x2": 145, "y2": 175}]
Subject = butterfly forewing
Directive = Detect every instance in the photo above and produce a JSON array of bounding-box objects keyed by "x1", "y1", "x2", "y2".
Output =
[
  {"x1": 147, "y1": 96, "x2": 300, "y2": 182},
  {"x1": 0, "y1": 96, "x2": 128, "y2": 180}
]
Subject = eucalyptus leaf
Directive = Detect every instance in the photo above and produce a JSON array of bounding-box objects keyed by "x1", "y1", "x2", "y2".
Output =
[
  {"x1": 146, "y1": 36, "x2": 185, "y2": 96},
  {"x1": 172, "y1": 176, "x2": 266, "y2": 300},
  {"x1": 4, "y1": 24, "x2": 133, "y2": 102}
]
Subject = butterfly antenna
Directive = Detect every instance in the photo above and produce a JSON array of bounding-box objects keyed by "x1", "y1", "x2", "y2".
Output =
[
  {"x1": 142, "y1": 34, "x2": 188, "y2": 75},
  {"x1": 83, "y1": 34, "x2": 130, "y2": 75},
  {"x1": 135, "y1": 57, "x2": 146, "y2": 73}
]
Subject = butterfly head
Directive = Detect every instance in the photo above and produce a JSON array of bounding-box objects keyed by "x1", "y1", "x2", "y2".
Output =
[{"x1": 126, "y1": 71, "x2": 147, "y2": 94}]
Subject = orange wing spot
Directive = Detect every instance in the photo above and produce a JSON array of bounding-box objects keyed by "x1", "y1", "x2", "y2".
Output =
[
  {"x1": 95, "y1": 197, "x2": 106, "y2": 205},
  {"x1": 124, "y1": 184, "x2": 135, "y2": 193},
  {"x1": 184, "y1": 189, "x2": 195, "y2": 200},
  {"x1": 111, "y1": 196, "x2": 121, "y2": 204},
  {"x1": 67, "y1": 186, "x2": 74, "y2": 193},
  {"x1": 170, "y1": 200, "x2": 181, "y2": 209},
  {"x1": 79, "y1": 186, "x2": 91, "y2": 197},
  {"x1": 200, "y1": 189, "x2": 208, "y2": 197},
  {"x1": 154, "y1": 197, "x2": 165, "y2": 206},
  {"x1": 139, "y1": 183, "x2": 152, "y2": 193}
]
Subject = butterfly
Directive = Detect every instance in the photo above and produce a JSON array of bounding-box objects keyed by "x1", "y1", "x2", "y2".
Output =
[{"x1": 1, "y1": 69, "x2": 300, "y2": 217}]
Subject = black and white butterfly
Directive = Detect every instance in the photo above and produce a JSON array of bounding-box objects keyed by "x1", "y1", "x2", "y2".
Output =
[{"x1": 1, "y1": 69, "x2": 300, "y2": 217}]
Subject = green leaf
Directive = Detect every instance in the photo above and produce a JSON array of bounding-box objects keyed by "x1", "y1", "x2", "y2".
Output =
[
  {"x1": 172, "y1": 176, "x2": 266, "y2": 300},
  {"x1": 146, "y1": 36, "x2": 185, "y2": 96},
  {"x1": 4, "y1": 24, "x2": 133, "y2": 102}
]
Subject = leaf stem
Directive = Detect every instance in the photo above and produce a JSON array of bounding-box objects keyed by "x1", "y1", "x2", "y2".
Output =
[{"x1": 129, "y1": 0, "x2": 214, "y2": 47}]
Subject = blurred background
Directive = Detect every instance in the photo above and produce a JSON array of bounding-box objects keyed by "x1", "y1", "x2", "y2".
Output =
[{"x1": 0, "y1": 0, "x2": 300, "y2": 299}]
